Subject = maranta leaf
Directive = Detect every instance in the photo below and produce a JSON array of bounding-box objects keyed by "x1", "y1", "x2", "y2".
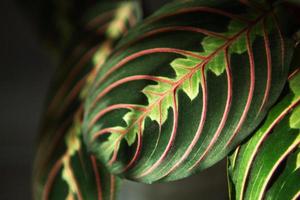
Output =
[
  {"x1": 33, "y1": 2, "x2": 141, "y2": 199},
  {"x1": 84, "y1": 0, "x2": 297, "y2": 183},
  {"x1": 227, "y1": 67, "x2": 300, "y2": 200}
]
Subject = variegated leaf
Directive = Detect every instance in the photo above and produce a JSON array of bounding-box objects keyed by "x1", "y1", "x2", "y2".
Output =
[
  {"x1": 227, "y1": 67, "x2": 300, "y2": 200},
  {"x1": 33, "y1": 2, "x2": 141, "y2": 199},
  {"x1": 84, "y1": 0, "x2": 297, "y2": 183}
]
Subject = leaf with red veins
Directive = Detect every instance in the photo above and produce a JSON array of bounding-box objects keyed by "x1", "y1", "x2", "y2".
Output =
[{"x1": 85, "y1": 0, "x2": 295, "y2": 183}]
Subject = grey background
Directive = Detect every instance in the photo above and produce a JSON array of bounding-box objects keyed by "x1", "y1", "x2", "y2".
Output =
[{"x1": 0, "y1": 0, "x2": 227, "y2": 199}]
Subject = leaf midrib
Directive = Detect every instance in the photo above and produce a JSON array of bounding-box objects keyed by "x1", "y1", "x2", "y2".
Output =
[{"x1": 113, "y1": 11, "x2": 269, "y2": 137}]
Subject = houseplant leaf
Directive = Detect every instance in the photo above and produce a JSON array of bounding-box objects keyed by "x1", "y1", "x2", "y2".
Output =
[
  {"x1": 84, "y1": 0, "x2": 297, "y2": 183},
  {"x1": 33, "y1": 1, "x2": 141, "y2": 199},
  {"x1": 227, "y1": 66, "x2": 300, "y2": 200}
]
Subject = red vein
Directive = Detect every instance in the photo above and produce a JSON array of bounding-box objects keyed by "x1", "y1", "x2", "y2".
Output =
[
  {"x1": 91, "y1": 16, "x2": 263, "y2": 138},
  {"x1": 271, "y1": 12, "x2": 285, "y2": 68},
  {"x1": 91, "y1": 156, "x2": 103, "y2": 200},
  {"x1": 38, "y1": 114, "x2": 74, "y2": 174},
  {"x1": 56, "y1": 74, "x2": 88, "y2": 117},
  {"x1": 91, "y1": 75, "x2": 174, "y2": 110},
  {"x1": 68, "y1": 161, "x2": 84, "y2": 200},
  {"x1": 93, "y1": 48, "x2": 206, "y2": 91},
  {"x1": 143, "y1": 90, "x2": 165, "y2": 96},
  {"x1": 258, "y1": 19, "x2": 272, "y2": 113},
  {"x1": 147, "y1": 26, "x2": 229, "y2": 39},
  {"x1": 188, "y1": 48, "x2": 233, "y2": 171},
  {"x1": 89, "y1": 104, "x2": 146, "y2": 130},
  {"x1": 90, "y1": 12, "x2": 268, "y2": 175},
  {"x1": 147, "y1": 7, "x2": 251, "y2": 25},
  {"x1": 140, "y1": 105, "x2": 163, "y2": 169},
  {"x1": 101, "y1": 83, "x2": 180, "y2": 169},
  {"x1": 110, "y1": 175, "x2": 115, "y2": 200},
  {"x1": 95, "y1": 24, "x2": 110, "y2": 35},
  {"x1": 225, "y1": 30, "x2": 256, "y2": 147},
  {"x1": 42, "y1": 159, "x2": 63, "y2": 200},
  {"x1": 36, "y1": 106, "x2": 83, "y2": 183},
  {"x1": 86, "y1": 10, "x2": 115, "y2": 29},
  {"x1": 108, "y1": 136, "x2": 123, "y2": 165},
  {"x1": 93, "y1": 128, "x2": 125, "y2": 140},
  {"x1": 120, "y1": 120, "x2": 143, "y2": 172},
  {"x1": 160, "y1": 64, "x2": 208, "y2": 177},
  {"x1": 47, "y1": 45, "x2": 99, "y2": 113},
  {"x1": 288, "y1": 67, "x2": 300, "y2": 80},
  {"x1": 136, "y1": 90, "x2": 179, "y2": 178},
  {"x1": 114, "y1": 26, "x2": 229, "y2": 55},
  {"x1": 77, "y1": 149, "x2": 88, "y2": 178}
]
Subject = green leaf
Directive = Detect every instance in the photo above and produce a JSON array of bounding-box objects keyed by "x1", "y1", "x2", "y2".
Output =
[
  {"x1": 49, "y1": 131, "x2": 120, "y2": 200},
  {"x1": 33, "y1": 1, "x2": 141, "y2": 199},
  {"x1": 290, "y1": 69, "x2": 300, "y2": 96},
  {"x1": 84, "y1": 0, "x2": 296, "y2": 183},
  {"x1": 227, "y1": 69, "x2": 300, "y2": 200},
  {"x1": 171, "y1": 55, "x2": 202, "y2": 100},
  {"x1": 290, "y1": 106, "x2": 300, "y2": 129},
  {"x1": 266, "y1": 149, "x2": 300, "y2": 200}
]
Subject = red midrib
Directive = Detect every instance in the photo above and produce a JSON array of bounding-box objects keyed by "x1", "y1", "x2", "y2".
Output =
[
  {"x1": 106, "y1": 12, "x2": 266, "y2": 144},
  {"x1": 93, "y1": 11, "x2": 270, "y2": 171}
]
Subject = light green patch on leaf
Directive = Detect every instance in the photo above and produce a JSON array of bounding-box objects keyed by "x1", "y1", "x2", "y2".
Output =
[
  {"x1": 61, "y1": 119, "x2": 83, "y2": 198},
  {"x1": 101, "y1": 131, "x2": 123, "y2": 160},
  {"x1": 207, "y1": 51, "x2": 225, "y2": 76},
  {"x1": 123, "y1": 110, "x2": 144, "y2": 145},
  {"x1": 199, "y1": 17, "x2": 265, "y2": 76},
  {"x1": 181, "y1": 70, "x2": 202, "y2": 100},
  {"x1": 289, "y1": 71, "x2": 300, "y2": 129},
  {"x1": 92, "y1": 11, "x2": 273, "y2": 154},
  {"x1": 289, "y1": 72, "x2": 300, "y2": 97},
  {"x1": 228, "y1": 20, "x2": 264, "y2": 53},
  {"x1": 107, "y1": 2, "x2": 135, "y2": 39},
  {"x1": 171, "y1": 55, "x2": 202, "y2": 100},
  {"x1": 62, "y1": 156, "x2": 78, "y2": 196},
  {"x1": 290, "y1": 106, "x2": 300, "y2": 129},
  {"x1": 81, "y1": 2, "x2": 138, "y2": 100},
  {"x1": 200, "y1": 37, "x2": 226, "y2": 75},
  {"x1": 64, "y1": 117, "x2": 82, "y2": 154},
  {"x1": 227, "y1": 20, "x2": 248, "y2": 53},
  {"x1": 65, "y1": 129, "x2": 81, "y2": 157},
  {"x1": 143, "y1": 81, "x2": 174, "y2": 124}
]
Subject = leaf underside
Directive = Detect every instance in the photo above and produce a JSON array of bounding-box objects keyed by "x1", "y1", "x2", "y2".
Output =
[{"x1": 84, "y1": 0, "x2": 296, "y2": 183}]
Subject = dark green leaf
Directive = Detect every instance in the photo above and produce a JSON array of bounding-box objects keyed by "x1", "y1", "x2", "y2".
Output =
[
  {"x1": 33, "y1": 2, "x2": 141, "y2": 199},
  {"x1": 84, "y1": 0, "x2": 296, "y2": 183}
]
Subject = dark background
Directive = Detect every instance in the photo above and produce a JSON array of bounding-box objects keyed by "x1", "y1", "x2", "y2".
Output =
[{"x1": 0, "y1": 0, "x2": 227, "y2": 199}]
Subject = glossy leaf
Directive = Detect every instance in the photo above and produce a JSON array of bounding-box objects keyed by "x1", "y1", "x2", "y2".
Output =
[
  {"x1": 33, "y1": 2, "x2": 141, "y2": 199},
  {"x1": 84, "y1": 0, "x2": 296, "y2": 183},
  {"x1": 227, "y1": 68, "x2": 300, "y2": 200}
]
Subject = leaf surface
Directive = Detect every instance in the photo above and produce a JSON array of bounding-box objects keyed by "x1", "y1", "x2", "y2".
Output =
[
  {"x1": 84, "y1": 0, "x2": 296, "y2": 183},
  {"x1": 227, "y1": 67, "x2": 300, "y2": 200},
  {"x1": 33, "y1": 2, "x2": 141, "y2": 199}
]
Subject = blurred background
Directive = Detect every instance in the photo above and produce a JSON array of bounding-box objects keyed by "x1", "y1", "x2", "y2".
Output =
[{"x1": 0, "y1": 0, "x2": 227, "y2": 199}]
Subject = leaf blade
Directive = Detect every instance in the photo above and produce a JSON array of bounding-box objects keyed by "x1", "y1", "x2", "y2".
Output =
[
  {"x1": 85, "y1": 0, "x2": 295, "y2": 183},
  {"x1": 227, "y1": 67, "x2": 300, "y2": 200}
]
